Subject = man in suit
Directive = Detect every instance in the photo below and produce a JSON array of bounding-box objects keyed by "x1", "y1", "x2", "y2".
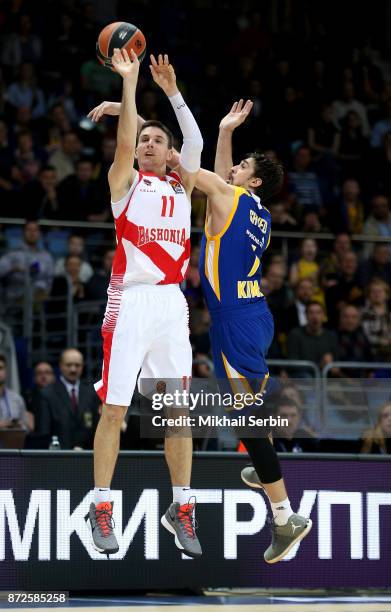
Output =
[{"x1": 37, "y1": 348, "x2": 100, "y2": 449}]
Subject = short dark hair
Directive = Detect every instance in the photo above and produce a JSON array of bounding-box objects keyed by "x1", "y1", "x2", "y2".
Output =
[
  {"x1": 306, "y1": 300, "x2": 325, "y2": 314},
  {"x1": 39, "y1": 165, "x2": 56, "y2": 174},
  {"x1": 138, "y1": 120, "x2": 174, "y2": 148},
  {"x1": 276, "y1": 397, "x2": 300, "y2": 413},
  {"x1": 246, "y1": 151, "x2": 284, "y2": 200},
  {"x1": 0, "y1": 354, "x2": 6, "y2": 367}
]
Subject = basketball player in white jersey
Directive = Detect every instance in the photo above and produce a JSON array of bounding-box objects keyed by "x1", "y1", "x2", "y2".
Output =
[{"x1": 87, "y1": 48, "x2": 203, "y2": 558}]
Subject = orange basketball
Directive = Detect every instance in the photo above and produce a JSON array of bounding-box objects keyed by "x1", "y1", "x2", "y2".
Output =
[{"x1": 96, "y1": 22, "x2": 146, "y2": 69}]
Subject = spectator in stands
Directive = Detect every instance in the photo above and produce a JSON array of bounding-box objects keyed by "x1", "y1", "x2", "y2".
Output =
[
  {"x1": 287, "y1": 301, "x2": 339, "y2": 369},
  {"x1": 308, "y1": 104, "x2": 340, "y2": 160},
  {"x1": 51, "y1": 255, "x2": 86, "y2": 301},
  {"x1": 190, "y1": 307, "x2": 211, "y2": 355},
  {"x1": 301, "y1": 210, "x2": 325, "y2": 233},
  {"x1": 85, "y1": 249, "x2": 114, "y2": 301},
  {"x1": 269, "y1": 200, "x2": 297, "y2": 232},
  {"x1": 193, "y1": 353, "x2": 213, "y2": 378},
  {"x1": 284, "y1": 278, "x2": 315, "y2": 332},
  {"x1": 0, "y1": 354, "x2": 32, "y2": 432},
  {"x1": 359, "y1": 242, "x2": 391, "y2": 287},
  {"x1": 363, "y1": 195, "x2": 391, "y2": 255},
  {"x1": 36, "y1": 348, "x2": 100, "y2": 449},
  {"x1": 1, "y1": 14, "x2": 42, "y2": 69},
  {"x1": 0, "y1": 220, "x2": 54, "y2": 301},
  {"x1": 42, "y1": 103, "x2": 74, "y2": 153},
  {"x1": 265, "y1": 262, "x2": 291, "y2": 330},
  {"x1": 272, "y1": 398, "x2": 320, "y2": 453},
  {"x1": 361, "y1": 402, "x2": 391, "y2": 454},
  {"x1": 338, "y1": 305, "x2": 372, "y2": 363},
  {"x1": 55, "y1": 234, "x2": 93, "y2": 284},
  {"x1": 5, "y1": 63, "x2": 45, "y2": 119},
  {"x1": 361, "y1": 279, "x2": 391, "y2": 360},
  {"x1": 183, "y1": 244, "x2": 203, "y2": 307},
  {"x1": 288, "y1": 146, "x2": 323, "y2": 213},
  {"x1": 332, "y1": 81, "x2": 370, "y2": 136},
  {"x1": 338, "y1": 110, "x2": 368, "y2": 179},
  {"x1": 320, "y1": 232, "x2": 352, "y2": 288},
  {"x1": 48, "y1": 131, "x2": 81, "y2": 182},
  {"x1": 289, "y1": 238, "x2": 324, "y2": 307},
  {"x1": 325, "y1": 250, "x2": 364, "y2": 328},
  {"x1": 24, "y1": 361, "x2": 55, "y2": 419},
  {"x1": 21, "y1": 165, "x2": 62, "y2": 219},
  {"x1": 58, "y1": 158, "x2": 107, "y2": 221},
  {"x1": 370, "y1": 101, "x2": 391, "y2": 148},
  {"x1": 337, "y1": 178, "x2": 364, "y2": 234},
  {"x1": 13, "y1": 130, "x2": 46, "y2": 183}
]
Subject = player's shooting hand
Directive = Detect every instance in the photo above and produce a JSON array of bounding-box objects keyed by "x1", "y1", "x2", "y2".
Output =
[
  {"x1": 87, "y1": 101, "x2": 121, "y2": 122},
  {"x1": 150, "y1": 54, "x2": 178, "y2": 97},
  {"x1": 111, "y1": 48, "x2": 140, "y2": 84},
  {"x1": 219, "y1": 99, "x2": 254, "y2": 132}
]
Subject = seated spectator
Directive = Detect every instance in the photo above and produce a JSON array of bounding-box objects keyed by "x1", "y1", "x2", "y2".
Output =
[
  {"x1": 287, "y1": 301, "x2": 339, "y2": 370},
  {"x1": 332, "y1": 81, "x2": 370, "y2": 136},
  {"x1": 289, "y1": 238, "x2": 324, "y2": 308},
  {"x1": 338, "y1": 305, "x2": 372, "y2": 364},
  {"x1": 361, "y1": 402, "x2": 391, "y2": 454},
  {"x1": 338, "y1": 110, "x2": 368, "y2": 179},
  {"x1": 284, "y1": 277, "x2": 315, "y2": 332},
  {"x1": 361, "y1": 279, "x2": 391, "y2": 360},
  {"x1": 193, "y1": 352, "x2": 213, "y2": 378},
  {"x1": 272, "y1": 398, "x2": 320, "y2": 453},
  {"x1": 51, "y1": 255, "x2": 86, "y2": 302},
  {"x1": 370, "y1": 100, "x2": 391, "y2": 148},
  {"x1": 300, "y1": 210, "x2": 325, "y2": 233},
  {"x1": 337, "y1": 178, "x2": 364, "y2": 234},
  {"x1": 265, "y1": 262, "x2": 291, "y2": 329},
  {"x1": 308, "y1": 104, "x2": 340, "y2": 160},
  {"x1": 48, "y1": 131, "x2": 81, "y2": 182},
  {"x1": 58, "y1": 158, "x2": 107, "y2": 221},
  {"x1": 359, "y1": 242, "x2": 391, "y2": 287},
  {"x1": 1, "y1": 14, "x2": 42, "y2": 69},
  {"x1": 325, "y1": 250, "x2": 364, "y2": 328},
  {"x1": 55, "y1": 234, "x2": 93, "y2": 284},
  {"x1": 13, "y1": 130, "x2": 46, "y2": 183},
  {"x1": 24, "y1": 361, "x2": 55, "y2": 419},
  {"x1": 85, "y1": 249, "x2": 114, "y2": 301},
  {"x1": 42, "y1": 102, "x2": 74, "y2": 153},
  {"x1": 0, "y1": 220, "x2": 54, "y2": 301},
  {"x1": 288, "y1": 146, "x2": 323, "y2": 213},
  {"x1": 21, "y1": 165, "x2": 62, "y2": 219},
  {"x1": 184, "y1": 245, "x2": 203, "y2": 307},
  {"x1": 36, "y1": 348, "x2": 100, "y2": 449},
  {"x1": 0, "y1": 354, "x2": 32, "y2": 433},
  {"x1": 190, "y1": 307, "x2": 211, "y2": 355},
  {"x1": 320, "y1": 232, "x2": 352, "y2": 289},
  {"x1": 5, "y1": 63, "x2": 45, "y2": 119},
  {"x1": 363, "y1": 194, "x2": 391, "y2": 256},
  {"x1": 269, "y1": 200, "x2": 297, "y2": 231}
]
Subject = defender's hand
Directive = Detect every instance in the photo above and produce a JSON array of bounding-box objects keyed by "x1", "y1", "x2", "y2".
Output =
[
  {"x1": 219, "y1": 99, "x2": 254, "y2": 132},
  {"x1": 87, "y1": 101, "x2": 120, "y2": 122},
  {"x1": 112, "y1": 48, "x2": 140, "y2": 83},
  {"x1": 150, "y1": 54, "x2": 178, "y2": 97}
]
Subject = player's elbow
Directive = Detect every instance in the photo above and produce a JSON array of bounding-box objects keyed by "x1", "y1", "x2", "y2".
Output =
[{"x1": 180, "y1": 136, "x2": 203, "y2": 173}]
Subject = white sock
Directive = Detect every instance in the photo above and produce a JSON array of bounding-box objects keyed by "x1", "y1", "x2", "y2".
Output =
[
  {"x1": 94, "y1": 487, "x2": 111, "y2": 505},
  {"x1": 270, "y1": 497, "x2": 293, "y2": 526},
  {"x1": 172, "y1": 486, "x2": 191, "y2": 506}
]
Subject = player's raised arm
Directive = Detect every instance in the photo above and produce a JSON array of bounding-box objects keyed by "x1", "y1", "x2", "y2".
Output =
[
  {"x1": 150, "y1": 53, "x2": 203, "y2": 196},
  {"x1": 108, "y1": 48, "x2": 139, "y2": 202},
  {"x1": 215, "y1": 99, "x2": 253, "y2": 180}
]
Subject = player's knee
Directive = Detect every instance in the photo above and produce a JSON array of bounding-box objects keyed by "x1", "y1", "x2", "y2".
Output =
[{"x1": 102, "y1": 403, "x2": 127, "y2": 425}]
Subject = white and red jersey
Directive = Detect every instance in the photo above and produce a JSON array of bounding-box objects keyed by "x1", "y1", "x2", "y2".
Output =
[{"x1": 110, "y1": 170, "x2": 191, "y2": 287}]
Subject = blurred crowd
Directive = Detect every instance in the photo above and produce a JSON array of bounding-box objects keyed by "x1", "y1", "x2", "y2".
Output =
[{"x1": 0, "y1": 0, "x2": 391, "y2": 453}]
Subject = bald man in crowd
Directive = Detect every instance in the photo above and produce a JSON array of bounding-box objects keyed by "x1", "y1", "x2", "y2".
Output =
[{"x1": 36, "y1": 348, "x2": 100, "y2": 449}]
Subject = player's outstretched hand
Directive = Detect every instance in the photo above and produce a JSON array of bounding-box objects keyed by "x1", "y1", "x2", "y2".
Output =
[
  {"x1": 112, "y1": 48, "x2": 140, "y2": 83},
  {"x1": 87, "y1": 101, "x2": 121, "y2": 122},
  {"x1": 149, "y1": 54, "x2": 178, "y2": 97},
  {"x1": 219, "y1": 99, "x2": 253, "y2": 132}
]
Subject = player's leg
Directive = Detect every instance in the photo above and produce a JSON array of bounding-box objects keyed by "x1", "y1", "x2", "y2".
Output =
[
  {"x1": 89, "y1": 288, "x2": 151, "y2": 555},
  {"x1": 139, "y1": 286, "x2": 201, "y2": 558},
  {"x1": 213, "y1": 312, "x2": 312, "y2": 562}
]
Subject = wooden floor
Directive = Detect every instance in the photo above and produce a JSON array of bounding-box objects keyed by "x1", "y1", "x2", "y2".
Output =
[{"x1": 12, "y1": 604, "x2": 391, "y2": 612}]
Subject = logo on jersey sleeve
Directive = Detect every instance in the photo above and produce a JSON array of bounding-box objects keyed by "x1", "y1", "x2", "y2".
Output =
[
  {"x1": 249, "y1": 209, "x2": 268, "y2": 234},
  {"x1": 169, "y1": 179, "x2": 184, "y2": 194}
]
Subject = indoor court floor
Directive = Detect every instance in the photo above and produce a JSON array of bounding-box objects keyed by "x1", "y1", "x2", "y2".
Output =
[{"x1": 2, "y1": 595, "x2": 391, "y2": 611}]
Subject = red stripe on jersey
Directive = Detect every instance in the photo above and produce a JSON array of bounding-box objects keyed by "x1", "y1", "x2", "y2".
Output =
[
  {"x1": 96, "y1": 329, "x2": 114, "y2": 404},
  {"x1": 112, "y1": 174, "x2": 142, "y2": 277},
  {"x1": 168, "y1": 171, "x2": 182, "y2": 183},
  {"x1": 122, "y1": 220, "x2": 190, "y2": 283}
]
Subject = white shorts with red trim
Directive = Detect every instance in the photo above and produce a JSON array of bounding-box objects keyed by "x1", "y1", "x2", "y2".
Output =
[{"x1": 94, "y1": 283, "x2": 192, "y2": 406}]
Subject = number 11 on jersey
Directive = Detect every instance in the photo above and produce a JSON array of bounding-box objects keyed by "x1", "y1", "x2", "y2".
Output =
[{"x1": 161, "y1": 195, "x2": 175, "y2": 217}]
